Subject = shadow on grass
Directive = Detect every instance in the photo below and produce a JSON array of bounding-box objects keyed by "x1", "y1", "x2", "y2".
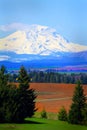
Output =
[
  {"x1": 0, "y1": 118, "x2": 46, "y2": 124},
  {"x1": 23, "y1": 119, "x2": 45, "y2": 124}
]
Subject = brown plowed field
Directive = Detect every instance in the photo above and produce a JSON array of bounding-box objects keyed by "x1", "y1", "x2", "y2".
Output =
[{"x1": 30, "y1": 83, "x2": 87, "y2": 113}]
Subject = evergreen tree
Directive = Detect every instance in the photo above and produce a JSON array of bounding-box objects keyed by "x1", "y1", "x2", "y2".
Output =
[
  {"x1": 68, "y1": 81, "x2": 87, "y2": 125},
  {"x1": 41, "y1": 108, "x2": 47, "y2": 119},
  {"x1": 0, "y1": 66, "x2": 8, "y2": 122},
  {"x1": 58, "y1": 106, "x2": 67, "y2": 121},
  {"x1": 15, "y1": 66, "x2": 37, "y2": 122},
  {"x1": 0, "y1": 66, "x2": 16, "y2": 122}
]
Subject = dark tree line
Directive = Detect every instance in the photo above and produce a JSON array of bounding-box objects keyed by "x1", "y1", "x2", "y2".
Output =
[
  {"x1": 0, "y1": 66, "x2": 36, "y2": 123},
  {"x1": 9, "y1": 71, "x2": 87, "y2": 84}
]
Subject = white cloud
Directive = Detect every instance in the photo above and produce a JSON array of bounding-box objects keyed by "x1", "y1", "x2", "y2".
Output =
[
  {"x1": 0, "y1": 23, "x2": 51, "y2": 33},
  {"x1": 0, "y1": 55, "x2": 10, "y2": 61},
  {"x1": 0, "y1": 23, "x2": 30, "y2": 32}
]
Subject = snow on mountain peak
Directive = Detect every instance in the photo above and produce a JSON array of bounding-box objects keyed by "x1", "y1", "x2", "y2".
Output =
[{"x1": 0, "y1": 24, "x2": 87, "y2": 55}]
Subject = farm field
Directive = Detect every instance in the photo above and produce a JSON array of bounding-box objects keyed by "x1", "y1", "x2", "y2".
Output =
[{"x1": 30, "y1": 83, "x2": 87, "y2": 113}]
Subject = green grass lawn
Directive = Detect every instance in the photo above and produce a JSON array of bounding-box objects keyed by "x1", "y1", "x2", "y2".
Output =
[{"x1": 0, "y1": 118, "x2": 87, "y2": 130}]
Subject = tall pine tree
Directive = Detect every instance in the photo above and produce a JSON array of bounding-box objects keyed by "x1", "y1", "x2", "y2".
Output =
[
  {"x1": 15, "y1": 66, "x2": 37, "y2": 122},
  {"x1": 0, "y1": 66, "x2": 17, "y2": 122},
  {"x1": 68, "y1": 81, "x2": 87, "y2": 125}
]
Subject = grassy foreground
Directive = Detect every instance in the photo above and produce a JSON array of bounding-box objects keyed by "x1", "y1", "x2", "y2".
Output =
[{"x1": 0, "y1": 118, "x2": 87, "y2": 130}]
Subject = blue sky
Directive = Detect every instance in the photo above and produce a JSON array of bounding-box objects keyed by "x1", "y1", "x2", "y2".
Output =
[{"x1": 0, "y1": 0, "x2": 87, "y2": 45}]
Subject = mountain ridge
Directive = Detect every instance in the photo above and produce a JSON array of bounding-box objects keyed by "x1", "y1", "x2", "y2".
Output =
[
  {"x1": 0, "y1": 24, "x2": 87, "y2": 55},
  {"x1": 0, "y1": 24, "x2": 87, "y2": 72}
]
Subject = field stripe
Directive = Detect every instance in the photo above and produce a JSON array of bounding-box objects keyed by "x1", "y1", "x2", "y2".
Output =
[
  {"x1": 36, "y1": 97, "x2": 72, "y2": 102},
  {"x1": 36, "y1": 95, "x2": 87, "y2": 102}
]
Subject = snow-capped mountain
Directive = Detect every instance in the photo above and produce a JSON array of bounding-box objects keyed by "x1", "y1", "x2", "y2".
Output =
[
  {"x1": 0, "y1": 24, "x2": 87, "y2": 72},
  {"x1": 0, "y1": 24, "x2": 87, "y2": 56}
]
